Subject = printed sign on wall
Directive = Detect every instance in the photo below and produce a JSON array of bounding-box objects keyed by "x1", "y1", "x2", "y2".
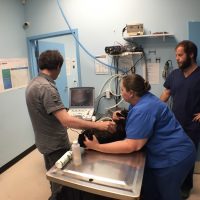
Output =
[{"x1": 0, "y1": 58, "x2": 29, "y2": 92}]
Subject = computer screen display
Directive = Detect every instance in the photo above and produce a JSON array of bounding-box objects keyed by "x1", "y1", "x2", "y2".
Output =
[{"x1": 70, "y1": 87, "x2": 94, "y2": 107}]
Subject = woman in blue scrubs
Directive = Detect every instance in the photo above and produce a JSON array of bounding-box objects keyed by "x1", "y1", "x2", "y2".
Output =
[{"x1": 84, "y1": 74, "x2": 196, "y2": 200}]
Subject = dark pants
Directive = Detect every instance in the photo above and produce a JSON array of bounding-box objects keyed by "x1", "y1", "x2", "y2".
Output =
[
  {"x1": 141, "y1": 149, "x2": 196, "y2": 200},
  {"x1": 181, "y1": 138, "x2": 199, "y2": 192},
  {"x1": 43, "y1": 148, "x2": 69, "y2": 200},
  {"x1": 59, "y1": 187, "x2": 115, "y2": 200}
]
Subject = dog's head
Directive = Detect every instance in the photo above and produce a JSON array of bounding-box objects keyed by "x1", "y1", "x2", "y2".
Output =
[{"x1": 78, "y1": 109, "x2": 128, "y2": 147}]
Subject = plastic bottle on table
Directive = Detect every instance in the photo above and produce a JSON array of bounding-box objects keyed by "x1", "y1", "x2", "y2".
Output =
[
  {"x1": 55, "y1": 150, "x2": 73, "y2": 169},
  {"x1": 72, "y1": 140, "x2": 82, "y2": 166}
]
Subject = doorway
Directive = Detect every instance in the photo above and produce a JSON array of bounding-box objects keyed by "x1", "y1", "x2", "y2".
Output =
[{"x1": 27, "y1": 29, "x2": 81, "y2": 107}]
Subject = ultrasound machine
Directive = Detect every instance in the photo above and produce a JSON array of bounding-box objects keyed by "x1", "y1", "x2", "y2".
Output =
[{"x1": 67, "y1": 87, "x2": 95, "y2": 120}]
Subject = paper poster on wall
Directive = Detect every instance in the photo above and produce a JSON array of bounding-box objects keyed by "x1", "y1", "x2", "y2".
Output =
[
  {"x1": 0, "y1": 73, "x2": 3, "y2": 92},
  {"x1": 66, "y1": 57, "x2": 71, "y2": 76},
  {"x1": 143, "y1": 62, "x2": 160, "y2": 84},
  {"x1": 2, "y1": 69, "x2": 12, "y2": 89},
  {"x1": 11, "y1": 66, "x2": 29, "y2": 88},
  {"x1": 95, "y1": 55, "x2": 109, "y2": 75},
  {"x1": 0, "y1": 58, "x2": 29, "y2": 92}
]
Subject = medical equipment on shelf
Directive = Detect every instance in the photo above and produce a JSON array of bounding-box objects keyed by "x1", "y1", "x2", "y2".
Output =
[{"x1": 126, "y1": 23, "x2": 144, "y2": 36}]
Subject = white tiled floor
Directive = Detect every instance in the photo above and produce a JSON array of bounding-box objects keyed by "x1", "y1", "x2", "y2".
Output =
[{"x1": 0, "y1": 149, "x2": 199, "y2": 200}]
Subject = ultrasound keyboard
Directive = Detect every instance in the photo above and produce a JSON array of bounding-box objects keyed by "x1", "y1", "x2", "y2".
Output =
[{"x1": 68, "y1": 108, "x2": 94, "y2": 120}]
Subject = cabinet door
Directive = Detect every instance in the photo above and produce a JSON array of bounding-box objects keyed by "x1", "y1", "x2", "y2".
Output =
[{"x1": 38, "y1": 41, "x2": 68, "y2": 107}]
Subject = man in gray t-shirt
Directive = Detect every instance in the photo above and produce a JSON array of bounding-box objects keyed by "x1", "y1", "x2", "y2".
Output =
[
  {"x1": 26, "y1": 50, "x2": 115, "y2": 200},
  {"x1": 26, "y1": 72, "x2": 70, "y2": 155}
]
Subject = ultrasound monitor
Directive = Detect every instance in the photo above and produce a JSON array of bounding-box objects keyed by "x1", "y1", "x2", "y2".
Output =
[
  {"x1": 68, "y1": 87, "x2": 95, "y2": 120},
  {"x1": 69, "y1": 87, "x2": 95, "y2": 108}
]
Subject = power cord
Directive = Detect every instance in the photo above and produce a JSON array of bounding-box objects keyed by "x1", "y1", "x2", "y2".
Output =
[
  {"x1": 126, "y1": 53, "x2": 145, "y2": 74},
  {"x1": 94, "y1": 95, "x2": 106, "y2": 116},
  {"x1": 162, "y1": 60, "x2": 172, "y2": 79},
  {"x1": 57, "y1": 0, "x2": 125, "y2": 73},
  {"x1": 69, "y1": 128, "x2": 81, "y2": 135}
]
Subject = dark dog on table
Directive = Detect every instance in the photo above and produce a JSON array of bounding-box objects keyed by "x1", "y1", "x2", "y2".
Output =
[{"x1": 78, "y1": 110, "x2": 128, "y2": 147}]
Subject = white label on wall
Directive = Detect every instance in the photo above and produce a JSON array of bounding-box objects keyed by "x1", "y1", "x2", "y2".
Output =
[
  {"x1": 95, "y1": 55, "x2": 109, "y2": 75},
  {"x1": 144, "y1": 62, "x2": 160, "y2": 84}
]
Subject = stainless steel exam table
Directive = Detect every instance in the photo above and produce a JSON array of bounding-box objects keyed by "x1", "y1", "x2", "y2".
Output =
[{"x1": 46, "y1": 150, "x2": 145, "y2": 200}]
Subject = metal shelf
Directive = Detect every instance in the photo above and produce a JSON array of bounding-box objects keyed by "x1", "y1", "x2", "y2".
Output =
[
  {"x1": 111, "y1": 51, "x2": 143, "y2": 57},
  {"x1": 123, "y1": 33, "x2": 174, "y2": 42}
]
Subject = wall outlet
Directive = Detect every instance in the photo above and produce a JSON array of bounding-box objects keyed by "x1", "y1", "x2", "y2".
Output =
[{"x1": 105, "y1": 89, "x2": 111, "y2": 99}]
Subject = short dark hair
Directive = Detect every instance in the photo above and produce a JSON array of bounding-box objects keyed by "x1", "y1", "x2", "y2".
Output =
[
  {"x1": 38, "y1": 50, "x2": 64, "y2": 70},
  {"x1": 176, "y1": 40, "x2": 198, "y2": 63},
  {"x1": 122, "y1": 74, "x2": 151, "y2": 97}
]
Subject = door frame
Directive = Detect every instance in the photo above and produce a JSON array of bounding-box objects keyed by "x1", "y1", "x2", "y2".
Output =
[{"x1": 26, "y1": 29, "x2": 82, "y2": 85}]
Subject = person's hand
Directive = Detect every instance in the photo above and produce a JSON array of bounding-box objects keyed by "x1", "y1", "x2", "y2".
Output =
[
  {"x1": 193, "y1": 113, "x2": 200, "y2": 122},
  {"x1": 112, "y1": 111, "x2": 125, "y2": 121},
  {"x1": 95, "y1": 121, "x2": 116, "y2": 132},
  {"x1": 84, "y1": 135, "x2": 99, "y2": 150}
]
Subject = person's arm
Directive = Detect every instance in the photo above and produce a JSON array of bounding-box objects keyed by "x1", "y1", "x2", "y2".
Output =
[
  {"x1": 53, "y1": 108, "x2": 115, "y2": 131},
  {"x1": 84, "y1": 135, "x2": 147, "y2": 154},
  {"x1": 160, "y1": 88, "x2": 171, "y2": 102}
]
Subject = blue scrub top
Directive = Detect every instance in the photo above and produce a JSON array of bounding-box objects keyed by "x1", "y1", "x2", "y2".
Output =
[
  {"x1": 164, "y1": 67, "x2": 200, "y2": 140},
  {"x1": 125, "y1": 92, "x2": 195, "y2": 168}
]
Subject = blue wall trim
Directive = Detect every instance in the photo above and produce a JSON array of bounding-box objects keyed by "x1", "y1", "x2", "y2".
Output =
[{"x1": 26, "y1": 29, "x2": 82, "y2": 86}]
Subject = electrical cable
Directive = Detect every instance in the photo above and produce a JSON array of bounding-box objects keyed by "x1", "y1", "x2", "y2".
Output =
[
  {"x1": 98, "y1": 117, "x2": 113, "y2": 122},
  {"x1": 96, "y1": 74, "x2": 122, "y2": 98},
  {"x1": 142, "y1": 52, "x2": 148, "y2": 81},
  {"x1": 127, "y1": 54, "x2": 145, "y2": 74},
  {"x1": 56, "y1": 0, "x2": 125, "y2": 73},
  {"x1": 69, "y1": 128, "x2": 81, "y2": 135},
  {"x1": 94, "y1": 95, "x2": 106, "y2": 115},
  {"x1": 56, "y1": 0, "x2": 148, "y2": 111},
  {"x1": 95, "y1": 73, "x2": 124, "y2": 110},
  {"x1": 162, "y1": 60, "x2": 173, "y2": 79},
  {"x1": 108, "y1": 74, "x2": 123, "y2": 97},
  {"x1": 97, "y1": 53, "x2": 146, "y2": 110},
  {"x1": 57, "y1": 0, "x2": 147, "y2": 110},
  {"x1": 115, "y1": 57, "x2": 120, "y2": 104},
  {"x1": 105, "y1": 97, "x2": 124, "y2": 110}
]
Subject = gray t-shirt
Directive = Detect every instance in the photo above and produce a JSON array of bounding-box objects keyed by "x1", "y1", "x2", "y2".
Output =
[{"x1": 26, "y1": 73, "x2": 70, "y2": 154}]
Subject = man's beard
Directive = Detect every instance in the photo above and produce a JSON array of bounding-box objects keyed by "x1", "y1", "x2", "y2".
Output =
[{"x1": 178, "y1": 56, "x2": 191, "y2": 71}]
